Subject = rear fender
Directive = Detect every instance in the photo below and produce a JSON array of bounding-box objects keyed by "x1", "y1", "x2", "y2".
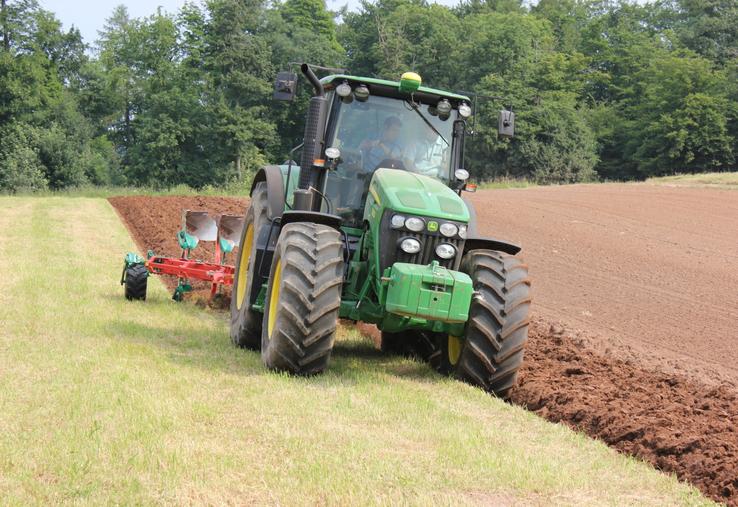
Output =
[
  {"x1": 280, "y1": 210, "x2": 342, "y2": 230},
  {"x1": 251, "y1": 165, "x2": 286, "y2": 221}
]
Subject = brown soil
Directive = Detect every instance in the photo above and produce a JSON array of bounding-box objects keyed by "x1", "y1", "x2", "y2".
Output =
[
  {"x1": 467, "y1": 184, "x2": 738, "y2": 387},
  {"x1": 109, "y1": 188, "x2": 738, "y2": 504}
]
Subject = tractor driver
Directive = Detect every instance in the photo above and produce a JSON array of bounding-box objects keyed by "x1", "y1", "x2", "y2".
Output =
[
  {"x1": 403, "y1": 126, "x2": 446, "y2": 178},
  {"x1": 362, "y1": 116, "x2": 403, "y2": 171}
]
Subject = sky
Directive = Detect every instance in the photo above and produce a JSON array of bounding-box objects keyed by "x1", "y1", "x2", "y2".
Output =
[{"x1": 40, "y1": 0, "x2": 461, "y2": 46}]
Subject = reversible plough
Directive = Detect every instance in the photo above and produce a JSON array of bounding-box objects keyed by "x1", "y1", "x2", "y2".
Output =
[{"x1": 121, "y1": 210, "x2": 244, "y2": 301}]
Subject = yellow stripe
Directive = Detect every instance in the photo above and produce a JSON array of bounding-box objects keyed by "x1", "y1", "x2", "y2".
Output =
[{"x1": 369, "y1": 187, "x2": 381, "y2": 205}]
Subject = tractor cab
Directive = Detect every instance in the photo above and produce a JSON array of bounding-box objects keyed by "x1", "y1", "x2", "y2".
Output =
[{"x1": 317, "y1": 73, "x2": 472, "y2": 226}]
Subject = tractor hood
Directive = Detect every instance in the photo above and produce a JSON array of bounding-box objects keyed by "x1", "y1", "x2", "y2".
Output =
[{"x1": 368, "y1": 168, "x2": 470, "y2": 222}]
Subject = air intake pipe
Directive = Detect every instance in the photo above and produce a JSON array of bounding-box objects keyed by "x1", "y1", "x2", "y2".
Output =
[{"x1": 294, "y1": 64, "x2": 329, "y2": 211}]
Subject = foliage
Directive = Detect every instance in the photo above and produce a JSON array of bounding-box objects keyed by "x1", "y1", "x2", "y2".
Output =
[
  {"x1": 0, "y1": 0, "x2": 735, "y2": 192},
  {"x1": 0, "y1": 121, "x2": 46, "y2": 191}
]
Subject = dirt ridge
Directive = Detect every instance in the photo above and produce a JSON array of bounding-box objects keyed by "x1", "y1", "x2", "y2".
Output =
[{"x1": 515, "y1": 318, "x2": 738, "y2": 504}]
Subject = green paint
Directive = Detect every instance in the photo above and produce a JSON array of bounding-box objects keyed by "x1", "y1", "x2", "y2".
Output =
[
  {"x1": 251, "y1": 284, "x2": 267, "y2": 312},
  {"x1": 173, "y1": 281, "x2": 193, "y2": 302},
  {"x1": 219, "y1": 237, "x2": 235, "y2": 254},
  {"x1": 367, "y1": 168, "x2": 470, "y2": 222},
  {"x1": 124, "y1": 252, "x2": 145, "y2": 267},
  {"x1": 385, "y1": 261, "x2": 472, "y2": 323},
  {"x1": 321, "y1": 74, "x2": 470, "y2": 102},
  {"x1": 399, "y1": 72, "x2": 422, "y2": 93},
  {"x1": 177, "y1": 230, "x2": 198, "y2": 251}
]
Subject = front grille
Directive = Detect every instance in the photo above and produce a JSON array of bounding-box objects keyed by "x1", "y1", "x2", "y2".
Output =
[{"x1": 379, "y1": 211, "x2": 465, "y2": 272}]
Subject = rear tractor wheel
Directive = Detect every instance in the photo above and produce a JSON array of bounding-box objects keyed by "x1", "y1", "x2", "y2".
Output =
[
  {"x1": 261, "y1": 223, "x2": 344, "y2": 375},
  {"x1": 437, "y1": 250, "x2": 531, "y2": 399},
  {"x1": 230, "y1": 182, "x2": 269, "y2": 349}
]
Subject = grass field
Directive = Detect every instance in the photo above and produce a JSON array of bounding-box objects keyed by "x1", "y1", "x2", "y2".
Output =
[
  {"x1": 477, "y1": 177, "x2": 537, "y2": 190},
  {"x1": 647, "y1": 171, "x2": 738, "y2": 189},
  {"x1": 0, "y1": 196, "x2": 712, "y2": 505}
]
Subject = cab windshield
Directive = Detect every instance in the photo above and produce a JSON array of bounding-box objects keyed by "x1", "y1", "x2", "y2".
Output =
[{"x1": 323, "y1": 94, "x2": 456, "y2": 226}]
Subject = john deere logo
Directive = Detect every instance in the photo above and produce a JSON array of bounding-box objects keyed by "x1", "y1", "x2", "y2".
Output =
[{"x1": 427, "y1": 221, "x2": 439, "y2": 232}]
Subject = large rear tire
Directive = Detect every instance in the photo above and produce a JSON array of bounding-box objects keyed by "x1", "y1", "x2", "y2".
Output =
[
  {"x1": 261, "y1": 223, "x2": 344, "y2": 375},
  {"x1": 438, "y1": 250, "x2": 531, "y2": 399},
  {"x1": 230, "y1": 182, "x2": 269, "y2": 349}
]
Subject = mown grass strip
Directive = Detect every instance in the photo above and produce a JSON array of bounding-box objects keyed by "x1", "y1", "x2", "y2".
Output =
[
  {"x1": 647, "y1": 171, "x2": 738, "y2": 189},
  {"x1": 0, "y1": 197, "x2": 712, "y2": 505}
]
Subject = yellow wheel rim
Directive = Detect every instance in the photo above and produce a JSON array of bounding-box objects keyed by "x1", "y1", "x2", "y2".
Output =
[
  {"x1": 267, "y1": 259, "x2": 282, "y2": 339},
  {"x1": 235, "y1": 224, "x2": 254, "y2": 309},
  {"x1": 448, "y1": 335, "x2": 463, "y2": 366}
]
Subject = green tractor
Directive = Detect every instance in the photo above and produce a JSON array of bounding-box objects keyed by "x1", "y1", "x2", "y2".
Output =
[{"x1": 230, "y1": 64, "x2": 530, "y2": 398}]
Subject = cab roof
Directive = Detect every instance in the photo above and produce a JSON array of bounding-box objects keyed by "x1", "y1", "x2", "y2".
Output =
[{"x1": 320, "y1": 74, "x2": 471, "y2": 103}]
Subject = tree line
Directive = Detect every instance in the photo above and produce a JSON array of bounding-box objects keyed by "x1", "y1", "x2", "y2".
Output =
[{"x1": 0, "y1": 0, "x2": 735, "y2": 192}]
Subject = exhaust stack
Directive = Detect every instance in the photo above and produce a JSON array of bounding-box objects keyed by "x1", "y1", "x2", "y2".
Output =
[{"x1": 294, "y1": 63, "x2": 329, "y2": 211}]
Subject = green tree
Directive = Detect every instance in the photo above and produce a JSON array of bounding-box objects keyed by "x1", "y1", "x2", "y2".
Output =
[
  {"x1": 204, "y1": 0, "x2": 276, "y2": 181},
  {"x1": 458, "y1": 11, "x2": 597, "y2": 182},
  {"x1": 626, "y1": 53, "x2": 734, "y2": 174},
  {"x1": 266, "y1": 0, "x2": 345, "y2": 155},
  {"x1": 0, "y1": 122, "x2": 47, "y2": 191}
]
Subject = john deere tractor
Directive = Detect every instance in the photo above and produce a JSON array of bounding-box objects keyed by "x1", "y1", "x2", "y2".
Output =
[{"x1": 230, "y1": 64, "x2": 530, "y2": 398}]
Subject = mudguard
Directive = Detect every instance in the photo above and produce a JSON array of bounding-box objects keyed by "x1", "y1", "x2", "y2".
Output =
[
  {"x1": 280, "y1": 210, "x2": 342, "y2": 230},
  {"x1": 251, "y1": 165, "x2": 286, "y2": 221},
  {"x1": 463, "y1": 237, "x2": 521, "y2": 256}
]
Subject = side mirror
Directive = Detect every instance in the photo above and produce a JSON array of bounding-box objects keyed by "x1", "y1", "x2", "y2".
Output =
[
  {"x1": 498, "y1": 110, "x2": 515, "y2": 138},
  {"x1": 273, "y1": 71, "x2": 297, "y2": 101}
]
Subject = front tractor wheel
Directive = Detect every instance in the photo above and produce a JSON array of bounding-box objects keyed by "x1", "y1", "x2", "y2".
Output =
[
  {"x1": 230, "y1": 182, "x2": 269, "y2": 349},
  {"x1": 261, "y1": 223, "x2": 344, "y2": 375},
  {"x1": 439, "y1": 250, "x2": 531, "y2": 399}
]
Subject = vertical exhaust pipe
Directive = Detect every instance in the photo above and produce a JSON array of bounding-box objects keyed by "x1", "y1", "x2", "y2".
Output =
[{"x1": 294, "y1": 64, "x2": 329, "y2": 211}]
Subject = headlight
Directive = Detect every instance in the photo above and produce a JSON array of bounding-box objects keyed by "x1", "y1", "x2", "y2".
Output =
[
  {"x1": 458, "y1": 225, "x2": 467, "y2": 239},
  {"x1": 439, "y1": 222, "x2": 458, "y2": 238},
  {"x1": 354, "y1": 84, "x2": 370, "y2": 101},
  {"x1": 400, "y1": 238, "x2": 421, "y2": 254},
  {"x1": 325, "y1": 147, "x2": 341, "y2": 159},
  {"x1": 458, "y1": 103, "x2": 472, "y2": 118},
  {"x1": 437, "y1": 99, "x2": 452, "y2": 116},
  {"x1": 336, "y1": 81, "x2": 352, "y2": 97},
  {"x1": 454, "y1": 168, "x2": 469, "y2": 181},
  {"x1": 405, "y1": 217, "x2": 425, "y2": 232},
  {"x1": 391, "y1": 214, "x2": 406, "y2": 229},
  {"x1": 435, "y1": 243, "x2": 456, "y2": 259}
]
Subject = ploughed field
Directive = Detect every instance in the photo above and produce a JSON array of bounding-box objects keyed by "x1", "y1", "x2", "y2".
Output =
[{"x1": 110, "y1": 184, "x2": 738, "y2": 505}]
